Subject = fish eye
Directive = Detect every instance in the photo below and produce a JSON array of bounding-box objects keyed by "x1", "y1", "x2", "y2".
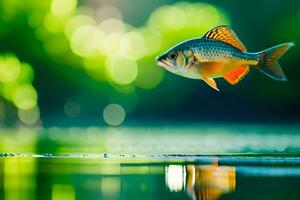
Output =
[{"x1": 168, "y1": 52, "x2": 178, "y2": 60}]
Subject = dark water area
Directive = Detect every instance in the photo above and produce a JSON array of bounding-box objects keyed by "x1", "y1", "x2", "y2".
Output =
[{"x1": 0, "y1": 155, "x2": 300, "y2": 200}]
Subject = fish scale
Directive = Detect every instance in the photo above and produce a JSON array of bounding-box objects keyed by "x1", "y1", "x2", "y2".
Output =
[{"x1": 179, "y1": 38, "x2": 258, "y2": 63}]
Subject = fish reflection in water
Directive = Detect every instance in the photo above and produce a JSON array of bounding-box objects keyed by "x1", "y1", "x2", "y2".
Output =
[{"x1": 165, "y1": 162, "x2": 236, "y2": 200}]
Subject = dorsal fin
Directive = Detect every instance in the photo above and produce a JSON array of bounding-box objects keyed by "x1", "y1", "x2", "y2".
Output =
[
  {"x1": 223, "y1": 66, "x2": 249, "y2": 85},
  {"x1": 203, "y1": 25, "x2": 247, "y2": 52}
]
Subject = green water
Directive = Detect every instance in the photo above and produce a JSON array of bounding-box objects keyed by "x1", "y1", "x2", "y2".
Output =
[
  {"x1": 0, "y1": 124, "x2": 300, "y2": 199},
  {"x1": 0, "y1": 156, "x2": 300, "y2": 200}
]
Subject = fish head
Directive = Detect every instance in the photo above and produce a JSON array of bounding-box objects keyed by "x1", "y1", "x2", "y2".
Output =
[{"x1": 156, "y1": 49, "x2": 194, "y2": 72}]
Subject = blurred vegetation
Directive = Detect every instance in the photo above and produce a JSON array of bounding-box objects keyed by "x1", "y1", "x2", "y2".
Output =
[{"x1": 0, "y1": 0, "x2": 299, "y2": 126}]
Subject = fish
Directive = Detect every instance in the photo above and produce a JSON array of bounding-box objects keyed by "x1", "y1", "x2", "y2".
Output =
[{"x1": 156, "y1": 25, "x2": 295, "y2": 91}]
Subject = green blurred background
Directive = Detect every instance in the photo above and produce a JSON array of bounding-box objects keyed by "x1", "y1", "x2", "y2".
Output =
[
  {"x1": 0, "y1": 0, "x2": 299, "y2": 127},
  {"x1": 1, "y1": 1, "x2": 300, "y2": 199}
]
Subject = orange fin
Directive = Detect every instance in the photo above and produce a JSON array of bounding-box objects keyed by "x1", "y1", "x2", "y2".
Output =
[
  {"x1": 223, "y1": 66, "x2": 249, "y2": 85},
  {"x1": 257, "y1": 42, "x2": 294, "y2": 81},
  {"x1": 203, "y1": 25, "x2": 247, "y2": 52},
  {"x1": 202, "y1": 77, "x2": 220, "y2": 91}
]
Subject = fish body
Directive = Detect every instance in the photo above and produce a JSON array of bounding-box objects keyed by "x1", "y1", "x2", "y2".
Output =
[{"x1": 156, "y1": 25, "x2": 294, "y2": 91}]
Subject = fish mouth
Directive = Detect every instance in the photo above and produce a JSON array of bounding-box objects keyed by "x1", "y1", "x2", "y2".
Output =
[{"x1": 156, "y1": 57, "x2": 169, "y2": 68}]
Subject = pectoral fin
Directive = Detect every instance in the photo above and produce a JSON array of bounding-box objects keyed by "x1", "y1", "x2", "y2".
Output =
[
  {"x1": 198, "y1": 62, "x2": 222, "y2": 91},
  {"x1": 202, "y1": 76, "x2": 220, "y2": 91}
]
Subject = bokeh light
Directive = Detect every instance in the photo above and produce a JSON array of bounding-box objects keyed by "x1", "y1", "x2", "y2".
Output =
[
  {"x1": 102, "y1": 33, "x2": 123, "y2": 56},
  {"x1": 137, "y1": 27, "x2": 162, "y2": 56},
  {"x1": 98, "y1": 19, "x2": 125, "y2": 35},
  {"x1": 64, "y1": 15, "x2": 96, "y2": 39},
  {"x1": 103, "y1": 104, "x2": 126, "y2": 126},
  {"x1": 120, "y1": 31, "x2": 146, "y2": 60},
  {"x1": 51, "y1": 0, "x2": 77, "y2": 17},
  {"x1": 17, "y1": 106, "x2": 40, "y2": 125},
  {"x1": 0, "y1": 0, "x2": 235, "y2": 125},
  {"x1": 106, "y1": 57, "x2": 138, "y2": 85},
  {"x1": 96, "y1": 6, "x2": 123, "y2": 21},
  {"x1": 64, "y1": 101, "x2": 81, "y2": 118},
  {"x1": 43, "y1": 13, "x2": 66, "y2": 33},
  {"x1": 70, "y1": 25, "x2": 102, "y2": 57},
  {"x1": 0, "y1": 54, "x2": 21, "y2": 83},
  {"x1": 161, "y1": 5, "x2": 188, "y2": 31},
  {"x1": 12, "y1": 84, "x2": 38, "y2": 110},
  {"x1": 0, "y1": 53, "x2": 39, "y2": 120},
  {"x1": 148, "y1": 2, "x2": 229, "y2": 35}
]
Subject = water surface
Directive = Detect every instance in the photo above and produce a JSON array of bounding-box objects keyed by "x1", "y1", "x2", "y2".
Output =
[{"x1": 0, "y1": 124, "x2": 300, "y2": 199}]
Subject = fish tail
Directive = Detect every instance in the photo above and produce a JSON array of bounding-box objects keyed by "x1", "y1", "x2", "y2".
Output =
[{"x1": 256, "y1": 42, "x2": 295, "y2": 81}]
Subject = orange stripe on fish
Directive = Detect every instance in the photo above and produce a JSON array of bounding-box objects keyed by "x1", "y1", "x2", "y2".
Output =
[{"x1": 198, "y1": 62, "x2": 226, "y2": 75}]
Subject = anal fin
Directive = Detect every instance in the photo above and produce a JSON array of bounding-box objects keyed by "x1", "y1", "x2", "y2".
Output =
[{"x1": 223, "y1": 66, "x2": 249, "y2": 85}]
